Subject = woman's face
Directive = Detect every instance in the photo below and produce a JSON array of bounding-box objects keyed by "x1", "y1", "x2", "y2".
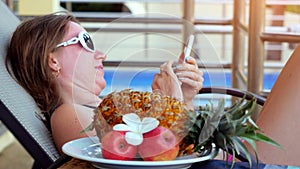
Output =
[{"x1": 54, "y1": 21, "x2": 106, "y2": 96}]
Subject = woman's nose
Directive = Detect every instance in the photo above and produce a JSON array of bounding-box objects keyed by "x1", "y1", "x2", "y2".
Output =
[{"x1": 94, "y1": 50, "x2": 107, "y2": 60}]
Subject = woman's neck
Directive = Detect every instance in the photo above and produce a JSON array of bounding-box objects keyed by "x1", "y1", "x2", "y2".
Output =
[{"x1": 58, "y1": 82, "x2": 102, "y2": 107}]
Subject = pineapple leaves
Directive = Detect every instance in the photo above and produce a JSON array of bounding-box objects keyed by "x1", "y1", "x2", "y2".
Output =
[
  {"x1": 190, "y1": 94, "x2": 282, "y2": 168},
  {"x1": 240, "y1": 132, "x2": 284, "y2": 149},
  {"x1": 231, "y1": 137, "x2": 253, "y2": 168},
  {"x1": 198, "y1": 99, "x2": 225, "y2": 145},
  {"x1": 240, "y1": 137, "x2": 259, "y2": 166},
  {"x1": 80, "y1": 123, "x2": 94, "y2": 133}
]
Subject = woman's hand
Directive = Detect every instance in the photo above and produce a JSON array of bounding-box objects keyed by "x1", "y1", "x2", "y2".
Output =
[
  {"x1": 152, "y1": 53, "x2": 203, "y2": 109},
  {"x1": 152, "y1": 60, "x2": 183, "y2": 101},
  {"x1": 174, "y1": 52, "x2": 204, "y2": 108}
]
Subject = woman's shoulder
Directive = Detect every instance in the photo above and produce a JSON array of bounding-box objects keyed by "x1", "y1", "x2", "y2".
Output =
[
  {"x1": 50, "y1": 103, "x2": 96, "y2": 134},
  {"x1": 51, "y1": 103, "x2": 96, "y2": 122},
  {"x1": 50, "y1": 103, "x2": 97, "y2": 153},
  {"x1": 52, "y1": 103, "x2": 77, "y2": 117},
  {"x1": 51, "y1": 103, "x2": 76, "y2": 125},
  {"x1": 54, "y1": 103, "x2": 95, "y2": 113}
]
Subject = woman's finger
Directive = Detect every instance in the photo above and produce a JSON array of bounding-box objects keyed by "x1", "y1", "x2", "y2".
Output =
[
  {"x1": 176, "y1": 70, "x2": 203, "y2": 82},
  {"x1": 151, "y1": 73, "x2": 161, "y2": 90},
  {"x1": 173, "y1": 63, "x2": 198, "y2": 74},
  {"x1": 178, "y1": 77, "x2": 203, "y2": 90},
  {"x1": 185, "y1": 56, "x2": 197, "y2": 65}
]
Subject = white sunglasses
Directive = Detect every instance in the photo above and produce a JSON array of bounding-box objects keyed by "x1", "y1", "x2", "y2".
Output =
[{"x1": 56, "y1": 31, "x2": 95, "y2": 53}]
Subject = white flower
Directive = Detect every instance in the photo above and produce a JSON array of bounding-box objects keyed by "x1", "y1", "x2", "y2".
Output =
[{"x1": 113, "y1": 113, "x2": 159, "y2": 146}]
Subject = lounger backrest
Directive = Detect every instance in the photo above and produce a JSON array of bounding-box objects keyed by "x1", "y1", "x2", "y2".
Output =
[{"x1": 0, "y1": 1, "x2": 60, "y2": 168}]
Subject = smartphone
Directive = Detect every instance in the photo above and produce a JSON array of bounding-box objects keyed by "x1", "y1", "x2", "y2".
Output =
[{"x1": 183, "y1": 35, "x2": 195, "y2": 62}]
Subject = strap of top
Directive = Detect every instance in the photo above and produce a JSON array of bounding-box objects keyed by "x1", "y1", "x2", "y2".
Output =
[{"x1": 82, "y1": 104, "x2": 97, "y2": 109}]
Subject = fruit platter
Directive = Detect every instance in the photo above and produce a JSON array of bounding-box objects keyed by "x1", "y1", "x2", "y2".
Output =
[
  {"x1": 62, "y1": 136, "x2": 217, "y2": 169},
  {"x1": 63, "y1": 89, "x2": 281, "y2": 169}
]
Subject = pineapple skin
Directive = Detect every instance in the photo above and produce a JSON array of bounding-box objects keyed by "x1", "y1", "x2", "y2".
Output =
[{"x1": 93, "y1": 89, "x2": 196, "y2": 156}]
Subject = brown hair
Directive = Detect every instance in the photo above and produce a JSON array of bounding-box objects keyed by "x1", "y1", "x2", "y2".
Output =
[{"x1": 5, "y1": 13, "x2": 78, "y2": 129}]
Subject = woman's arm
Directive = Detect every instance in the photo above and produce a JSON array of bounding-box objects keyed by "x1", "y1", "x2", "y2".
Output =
[{"x1": 254, "y1": 45, "x2": 300, "y2": 166}]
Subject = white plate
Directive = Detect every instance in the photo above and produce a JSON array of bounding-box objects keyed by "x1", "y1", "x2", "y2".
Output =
[{"x1": 62, "y1": 136, "x2": 217, "y2": 169}]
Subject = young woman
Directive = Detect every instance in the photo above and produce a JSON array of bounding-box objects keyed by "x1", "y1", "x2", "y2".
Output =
[{"x1": 5, "y1": 13, "x2": 203, "y2": 153}]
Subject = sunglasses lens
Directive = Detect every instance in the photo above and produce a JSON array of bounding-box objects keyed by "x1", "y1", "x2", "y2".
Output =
[{"x1": 83, "y1": 33, "x2": 95, "y2": 52}]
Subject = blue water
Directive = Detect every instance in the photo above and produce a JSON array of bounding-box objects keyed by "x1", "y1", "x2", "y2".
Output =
[{"x1": 101, "y1": 69, "x2": 279, "y2": 96}]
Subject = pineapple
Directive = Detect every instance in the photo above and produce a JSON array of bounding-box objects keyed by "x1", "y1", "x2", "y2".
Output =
[
  {"x1": 91, "y1": 89, "x2": 281, "y2": 167},
  {"x1": 93, "y1": 89, "x2": 196, "y2": 155},
  {"x1": 182, "y1": 97, "x2": 282, "y2": 168}
]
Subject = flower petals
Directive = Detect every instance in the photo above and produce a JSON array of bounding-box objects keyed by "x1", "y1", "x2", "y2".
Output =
[
  {"x1": 113, "y1": 124, "x2": 132, "y2": 131},
  {"x1": 125, "y1": 131, "x2": 143, "y2": 146},
  {"x1": 141, "y1": 117, "x2": 159, "y2": 133},
  {"x1": 123, "y1": 113, "x2": 141, "y2": 127},
  {"x1": 113, "y1": 113, "x2": 160, "y2": 145}
]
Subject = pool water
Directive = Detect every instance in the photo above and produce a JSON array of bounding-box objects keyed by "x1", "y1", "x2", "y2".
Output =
[{"x1": 101, "y1": 69, "x2": 279, "y2": 97}]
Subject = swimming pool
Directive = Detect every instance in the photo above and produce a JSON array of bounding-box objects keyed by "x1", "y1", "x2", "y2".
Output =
[{"x1": 101, "y1": 69, "x2": 279, "y2": 97}]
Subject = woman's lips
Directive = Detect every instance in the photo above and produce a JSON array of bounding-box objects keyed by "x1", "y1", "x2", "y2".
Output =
[{"x1": 95, "y1": 65, "x2": 103, "y2": 70}]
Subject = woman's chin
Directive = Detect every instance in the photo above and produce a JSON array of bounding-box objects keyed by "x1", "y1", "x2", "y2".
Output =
[{"x1": 95, "y1": 81, "x2": 106, "y2": 95}]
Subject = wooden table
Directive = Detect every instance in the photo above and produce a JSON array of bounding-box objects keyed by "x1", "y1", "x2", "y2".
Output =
[{"x1": 58, "y1": 158, "x2": 95, "y2": 169}]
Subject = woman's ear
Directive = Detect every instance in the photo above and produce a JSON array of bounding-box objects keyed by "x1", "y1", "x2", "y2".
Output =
[{"x1": 48, "y1": 53, "x2": 61, "y2": 72}]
